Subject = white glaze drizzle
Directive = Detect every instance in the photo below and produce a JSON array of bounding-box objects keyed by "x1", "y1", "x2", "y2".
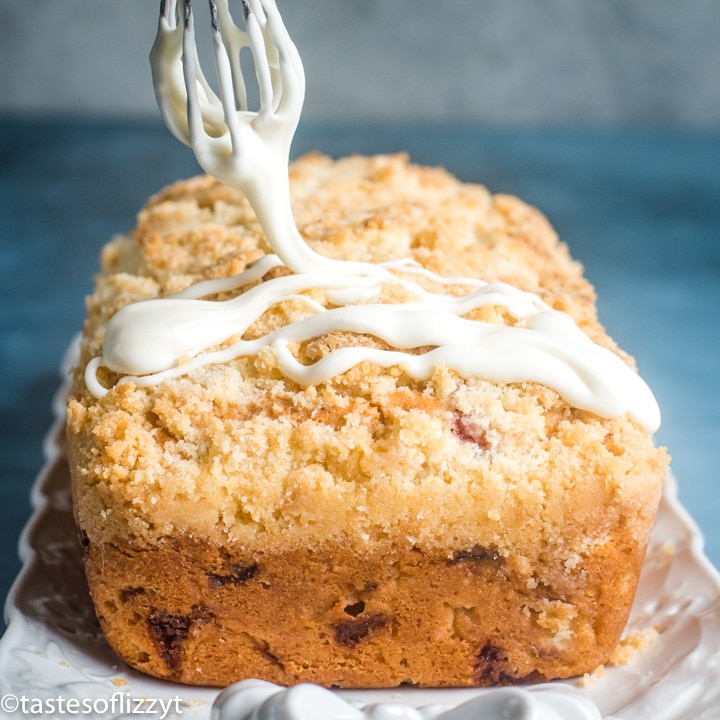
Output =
[
  {"x1": 86, "y1": 256, "x2": 659, "y2": 432},
  {"x1": 210, "y1": 679, "x2": 603, "y2": 720},
  {"x1": 85, "y1": 0, "x2": 661, "y2": 434}
]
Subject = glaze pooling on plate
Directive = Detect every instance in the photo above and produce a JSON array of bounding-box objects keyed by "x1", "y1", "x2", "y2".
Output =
[{"x1": 1, "y1": 341, "x2": 720, "y2": 719}]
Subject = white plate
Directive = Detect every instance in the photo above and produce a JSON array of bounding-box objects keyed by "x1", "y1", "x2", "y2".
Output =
[{"x1": 2, "y1": 348, "x2": 720, "y2": 720}]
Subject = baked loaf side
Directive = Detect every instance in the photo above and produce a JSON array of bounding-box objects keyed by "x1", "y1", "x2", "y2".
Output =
[{"x1": 67, "y1": 153, "x2": 668, "y2": 687}]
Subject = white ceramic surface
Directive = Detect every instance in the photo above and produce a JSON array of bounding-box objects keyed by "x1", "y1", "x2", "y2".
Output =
[{"x1": 1, "y1": 346, "x2": 719, "y2": 719}]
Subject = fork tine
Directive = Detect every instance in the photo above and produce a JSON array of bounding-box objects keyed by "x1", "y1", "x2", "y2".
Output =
[
  {"x1": 159, "y1": 0, "x2": 177, "y2": 24},
  {"x1": 260, "y1": 0, "x2": 304, "y2": 120},
  {"x1": 209, "y1": 0, "x2": 246, "y2": 150},
  {"x1": 243, "y1": 2, "x2": 274, "y2": 119},
  {"x1": 151, "y1": 0, "x2": 191, "y2": 144},
  {"x1": 212, "y1": 0, "x2": 250, "y2": 112},
  {"x1": 182, "y1": 0, "x2": 209, "y2": 148},
  {"x1": 245, "y1": 0, "x2": 267, "y2": 27}
]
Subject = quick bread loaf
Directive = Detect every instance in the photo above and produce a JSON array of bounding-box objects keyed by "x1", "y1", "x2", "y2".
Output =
[{"x1": 67, "y1": 152, "x2": 668, "y2": 687}]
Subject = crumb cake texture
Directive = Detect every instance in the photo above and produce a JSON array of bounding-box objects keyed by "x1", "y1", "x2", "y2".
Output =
[{"x1": 67, "y1": 153, "x2": 668, "y2": 688}]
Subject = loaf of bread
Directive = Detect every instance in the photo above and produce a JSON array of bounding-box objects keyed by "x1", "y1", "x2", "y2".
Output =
[{"x1": 67, "y1": 152, "x2": 668, "y2": 688}]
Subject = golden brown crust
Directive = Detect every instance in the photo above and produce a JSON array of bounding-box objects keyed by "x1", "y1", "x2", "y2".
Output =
[{"x1": 67, "y1": 153, "x2": 669, "y2": 687}]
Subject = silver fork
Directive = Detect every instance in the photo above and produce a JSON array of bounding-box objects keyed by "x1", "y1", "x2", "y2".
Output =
[{"x1": 150, "y1": 0, "x2": 305, "y2": 191}]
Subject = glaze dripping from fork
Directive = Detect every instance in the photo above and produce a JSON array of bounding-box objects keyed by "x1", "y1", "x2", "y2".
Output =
[
  {"x1": 151, "y1": 0, "x2": 382, "y2": 277},
  {"x1": 83, "y1": 1, "x2": 662, "y2": 435}
]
